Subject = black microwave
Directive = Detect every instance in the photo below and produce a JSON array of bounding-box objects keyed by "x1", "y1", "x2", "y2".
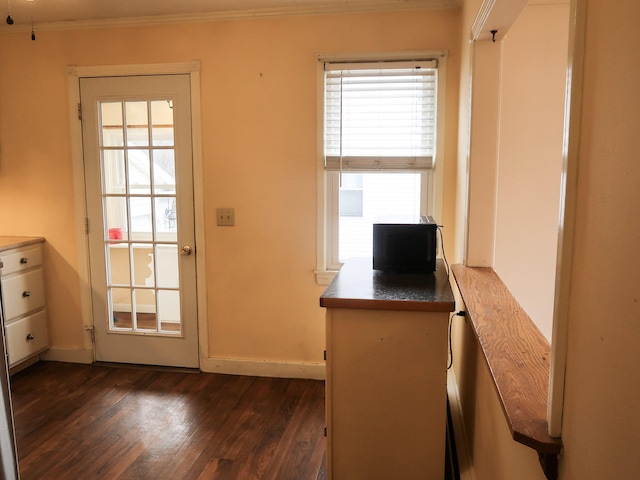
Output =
[{"x1": 373, "y1": 216, "x2": 437, "y2": 273}]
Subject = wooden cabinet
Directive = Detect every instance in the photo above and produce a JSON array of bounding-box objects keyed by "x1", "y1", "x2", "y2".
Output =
[
  {"x1": 320, "y1": 259, "x2": 454, "y2": 480},
  {"x1": 0, "y1": 238, "x2": 49, "y2": 368}
]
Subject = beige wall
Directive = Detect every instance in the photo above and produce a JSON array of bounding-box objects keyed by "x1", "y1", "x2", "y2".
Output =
[
  {"x1": 453, "y1": 0, "x2": 482, "y2": 265},
  {"x1": 455, "y1": 317, "x2": 548, "y2": 480},
  {"x1": 559, "y1": 0, "x2": 640, "y2": 477},
  {"x1": 453, "y1": 2, "x2": 550, "y2": 480},
  {"x1": 493, "y1": 3, "x2": 568, "y2": 341},
  {"x1": 0, "y1": 9, "x2": 461, "y2": 368},
  {"x1": 464, "y1": 38, "x2": 501, "y2": 267},
  {"x1": 1, "y1": 1, "x2": 638, "y2": 478},
  {"x1": 454, "y1": 0, "x2": 640, "y2": 479},
  {"x1": 460, "y1": 2, "x2": 569, "y2": 340}
]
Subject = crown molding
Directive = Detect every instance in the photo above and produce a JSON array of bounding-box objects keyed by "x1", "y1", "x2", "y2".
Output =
[
  {"x1": 470, "y1": 0, "x2": 528, "y2": 42},
  {"x1": 0, "y1": 1, "x2": 461, "y2": 33}
]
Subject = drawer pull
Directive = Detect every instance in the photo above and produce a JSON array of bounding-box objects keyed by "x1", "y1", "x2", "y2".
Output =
[
  {"x1": 22, "y1": 291, "x2": 31, "y2": 298},
  {"x1": 26, "y1": 333, "x2": 35, "y2": 341},
  {"x1": 20, "y1": 257, "x2": 29, "y2": 264}
]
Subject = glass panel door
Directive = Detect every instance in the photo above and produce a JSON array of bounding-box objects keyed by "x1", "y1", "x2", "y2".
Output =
[{"x1": 80, "y1": 74, "x2": 198, "y2": 368}]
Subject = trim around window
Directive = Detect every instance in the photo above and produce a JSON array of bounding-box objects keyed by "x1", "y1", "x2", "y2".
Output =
[{"x1": 315, "y1": 51, "x2": 448, "y2": 285}]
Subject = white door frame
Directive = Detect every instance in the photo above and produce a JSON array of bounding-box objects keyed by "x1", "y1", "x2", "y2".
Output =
[{"x1": 67, "y1": 62, "x2": 208, "y2": 364}]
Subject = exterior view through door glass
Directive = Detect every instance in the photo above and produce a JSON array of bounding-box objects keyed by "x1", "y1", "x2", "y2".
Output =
[{"x1": 80, "y1": 74, "x2": 199, "y2": 368}]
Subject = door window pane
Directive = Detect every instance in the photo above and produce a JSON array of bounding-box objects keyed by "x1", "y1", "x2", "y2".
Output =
[
  {"x1": 107, "y1": 245, "x2": 131, "y2": 286},
  {"x1": 153, "y1": 150, "x2": 176, "y2": 195},
  {"x1": 131, "y1": 244, "x2": 154, "y2": 287},
  {"x1": 101, "y1": 102, "x2": 124, "y2": 147},
  {"x1": 158, "y1": 290, "x2": 181, "y2": 330},
  {"x1": 134, "y1": 288, "x2": 156, "y2": 331},
  {"x1": 126, "y1": 101, "x2": 149, "y2": 146},
  {"x1": 129, "y1": 197, "x2": 153, "y2": 241},
  {"x1": 155, "y1": 197, "x2": 178, "y2": 236},
  {"x1": 104, "y1": 196, "x2": 128, "y2": 240},
  {"x1": 155, "y1": 245, "x2": 179, "y2": 289},
  {"x1": 151, "y1": 100, "x2": 175, "y2": 147},
  {"x1": 111, "y1": 287, "x2": 132, "y2": 329},
  {"x1": 127, "y1": 150, "x2": 151, "y2": 195},
  {"x1": 103, "y1": 150, "x2": 126, "y2": 194}
]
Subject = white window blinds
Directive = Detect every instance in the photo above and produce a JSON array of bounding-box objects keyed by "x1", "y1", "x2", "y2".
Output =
[{"x1": 323, "y1": 60, "x2": 438, "y2": 171}]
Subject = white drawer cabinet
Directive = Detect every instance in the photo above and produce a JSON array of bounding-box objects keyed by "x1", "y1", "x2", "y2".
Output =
[
  {"x1": 0, "y1": 238, "x2": 49, "y2": 368},
  {"x1": 2, "y1": 269, "x2": 46, "y2": 321},
  {"x1": 5, "y1": 311, "x2": 48, "y2": 366},
  {"x1": 0, "y1": 246, "x2": 43, "y2": 276}
]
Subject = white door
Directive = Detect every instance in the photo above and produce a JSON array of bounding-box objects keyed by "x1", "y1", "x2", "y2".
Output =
[{"x1": 80, "y1": 74, "x2": 199, "y2": 368}]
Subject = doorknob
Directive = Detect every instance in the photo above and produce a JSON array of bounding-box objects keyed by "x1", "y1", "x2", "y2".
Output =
[{"x1": 181, "y1": 245, "x2": 193, "y2": 256}]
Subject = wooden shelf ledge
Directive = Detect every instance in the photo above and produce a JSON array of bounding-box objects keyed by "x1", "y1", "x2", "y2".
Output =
[{"x1": 451, "y1": 264, "x2": 562, "y2": 477}]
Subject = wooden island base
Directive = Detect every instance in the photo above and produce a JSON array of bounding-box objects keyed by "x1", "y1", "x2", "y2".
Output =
[{"x1": 320, "y1": 258, "x2": 454, "y2": 480}]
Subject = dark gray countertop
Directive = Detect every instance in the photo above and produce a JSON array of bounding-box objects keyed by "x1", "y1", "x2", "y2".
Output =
[{"x1": 320, "y1": 258, "x2": 455, "y2": 312}]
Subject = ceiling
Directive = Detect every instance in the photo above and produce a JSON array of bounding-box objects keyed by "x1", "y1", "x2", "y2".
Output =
[{"x1": 1, "y1": 0, "x2": 461, "y2": 29}]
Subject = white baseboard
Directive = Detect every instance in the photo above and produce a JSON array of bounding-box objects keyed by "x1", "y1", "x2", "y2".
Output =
[
  {"x1": 37, "y1": 348, "x2": 326, "y2": 381},
  {"x1": 40, "y1": 347, "x2": 94, "y2": 364},
  {"x1": 447, "y1": 368, "x2": 475, "y2": 480},
  {"x1": 200, "y1": 356, "x2": 326, "y2": 380}
]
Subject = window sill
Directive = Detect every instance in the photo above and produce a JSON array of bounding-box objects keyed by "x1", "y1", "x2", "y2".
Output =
[
  {"x1": 451, "y1": 264, "x2": 562, "y2": 480},
  {"x1": 315, "y1": 269, "x2": 339, "y2": 286}
]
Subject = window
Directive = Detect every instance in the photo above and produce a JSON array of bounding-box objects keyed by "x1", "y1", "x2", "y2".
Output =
[
  {"x1": 339, "y1": 173, "x2": 364, "y2": 217},
  {"x1": 316, "y1": 53, "x2": 446, "y2": 283}
]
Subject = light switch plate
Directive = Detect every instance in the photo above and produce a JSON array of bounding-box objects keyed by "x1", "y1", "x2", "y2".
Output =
[{"x1": 216, "y1": 208, "x2": 235, "y2": 226}]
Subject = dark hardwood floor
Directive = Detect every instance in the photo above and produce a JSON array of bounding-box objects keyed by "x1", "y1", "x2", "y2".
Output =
[{"x1": 10, "y1": 362, "x2": 326, "y2": 480}]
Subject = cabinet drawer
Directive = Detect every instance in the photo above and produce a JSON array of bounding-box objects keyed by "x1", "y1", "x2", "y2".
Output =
[
  {"x1": 1, "y1": 268, "x2": 46, "y2": 320},
  {"x1": 0, "y1": 246, "x2": 43, "y2": 276},
  {"x1": 5, "y1": 310, "x2": 49, "y2": 367}
]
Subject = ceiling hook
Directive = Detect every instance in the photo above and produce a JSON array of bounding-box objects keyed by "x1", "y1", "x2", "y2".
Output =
[
  {"x1": 6, "y1": 0, "x2": 13, "y2": 24},
  {"x1": 491, "y1": 30, "x2": 498, "y2": 43}
]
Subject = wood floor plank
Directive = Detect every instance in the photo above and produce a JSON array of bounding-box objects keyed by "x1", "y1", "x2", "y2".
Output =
[
  {"x1": 10, "y1": 362, "x2": 326, "y2": 480},
  {"x1": 261, "y1": 380, "x2": 326, "y2": 480},
  {"x1": 217, "y1": 379, "x2": 306, "y2": 480}
]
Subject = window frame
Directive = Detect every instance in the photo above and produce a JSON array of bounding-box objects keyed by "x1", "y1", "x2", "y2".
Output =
[{"x1": 315, "y1": 51, "x2": 448, "y2": 285}]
